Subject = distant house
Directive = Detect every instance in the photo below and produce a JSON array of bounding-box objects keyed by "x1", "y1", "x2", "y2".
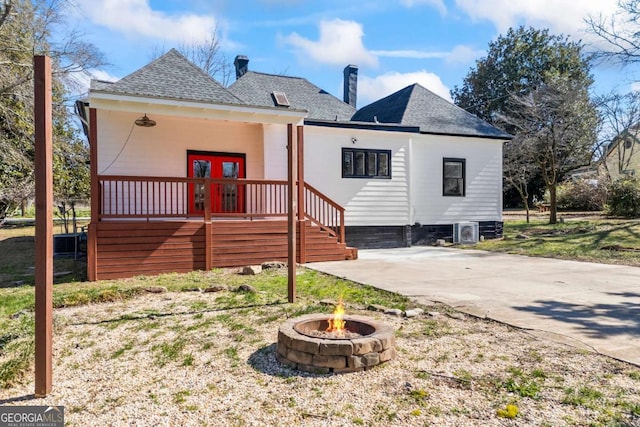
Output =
[
  {"x1": 605, "y1": 125, "x2": 640, "y2": 178},
  {"x1": 81, "y1": 49, "x2": 511, "y2": 280}
]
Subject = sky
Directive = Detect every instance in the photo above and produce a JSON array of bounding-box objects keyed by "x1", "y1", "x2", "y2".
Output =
[{"x1": 67, "y1": 0, "x2": 640, "y2": 109}]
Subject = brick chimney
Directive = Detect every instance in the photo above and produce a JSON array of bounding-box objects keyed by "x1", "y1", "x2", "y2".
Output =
[
  {"x1": 343, "y1": 64, "x2": 358, "y2": 108},
  {"x1": 234, "y1": 55, "x2": 249, "y2": 80}
]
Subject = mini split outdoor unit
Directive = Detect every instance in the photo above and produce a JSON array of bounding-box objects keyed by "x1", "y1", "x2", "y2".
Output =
[{"x1": 453, "y1": 222, "x2": 479, "y2": 244}]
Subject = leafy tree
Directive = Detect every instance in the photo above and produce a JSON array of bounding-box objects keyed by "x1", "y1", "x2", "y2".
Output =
[
  {"x1": 452, "y1": 26, "x2": 592, "y2": 127},
  {"x1": 497, "y1": 77, "x2": 599, "y2": 223},
  {"x1": 586, "y1": 0, "x2": 640, "y2": 66},
  {"x1": 0, "y1": 0, "x2": 105, "y2": 223}
]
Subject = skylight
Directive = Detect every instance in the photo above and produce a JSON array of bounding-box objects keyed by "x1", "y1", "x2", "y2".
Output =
[{"x1": 271, "y1": 91, "x2": 290, "y2": 107}]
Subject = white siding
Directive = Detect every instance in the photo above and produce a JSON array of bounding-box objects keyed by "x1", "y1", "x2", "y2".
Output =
[
  {"x1": 96, "y1": 110, "x2": 265, "y2": 178},
  {"x1": 262, "y1": 124, "x2": 288, "y2": 180},
  {"x1": 304, "y1": 126, "x2": 411, "y2": 226},
  {"x1": 411, "y1": 134, "x2": 503, "y2": 224}
]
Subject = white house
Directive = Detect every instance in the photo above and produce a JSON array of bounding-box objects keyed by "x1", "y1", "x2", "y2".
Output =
[{"x1": 81, "y1": 49, "x2": 510, "y2": 280}]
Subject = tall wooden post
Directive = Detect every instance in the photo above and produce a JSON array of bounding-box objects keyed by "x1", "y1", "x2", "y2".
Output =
[
  {"x1": 287, "y1": 124, "x2": 297, "y2": 303},
  {"x1": 87, "y1": 108, "x2": 98, "y2": 281},
  {"x1": 204, "y1": 178, "x2": 212, "y2": 271},
  {"x1": 34, "y1": 55, "x2": 53, "y2": 397},
  {"x1": 296, "y1": 126, "x2": 306, "y2": 264}
]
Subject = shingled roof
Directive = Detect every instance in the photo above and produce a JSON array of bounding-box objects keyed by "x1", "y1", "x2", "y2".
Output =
[
  {"x1": 351, "y1": 84, "x2": 511, "y2": 139},
  {"x1": 229, "y1": 72, "x2": 355, "y2": 121},
  {"x1": 91, "y1": 49, "x2": 244, "y2": 105}
]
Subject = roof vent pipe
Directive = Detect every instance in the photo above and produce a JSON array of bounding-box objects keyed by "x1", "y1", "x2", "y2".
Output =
[{"x1": 343, "y1": 64, "x2": 358, "y2": 108}]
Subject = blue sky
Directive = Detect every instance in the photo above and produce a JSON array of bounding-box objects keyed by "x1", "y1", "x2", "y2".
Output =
[{"x1": 69, "y1": 0, "x2": 639, "y2": 108}]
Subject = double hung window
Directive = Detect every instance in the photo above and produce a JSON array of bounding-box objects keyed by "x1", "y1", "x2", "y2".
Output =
[{"x1": 443, "y1": 158, "x2": 465, "y2": 196}]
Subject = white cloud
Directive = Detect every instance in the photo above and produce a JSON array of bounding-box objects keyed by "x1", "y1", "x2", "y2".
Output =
[
  {"x1": 75, "y1": 0, "x2": 217, "y2": 44},
  {"x1": 282, "y1": 19, "x2": 378, "y2": 67},
  {"x1": 358, "y1": 71, "x2": 452, "y2": 106},
  {"x1": 445, "y1": 45, "x2": 485, "y2": 64},
  {"x1": 454, "y1": 0, "x2": 619, "y2": 38},
  {"x1": 400, "y1": 0, "x2": 447, "y2": 15},
  {"x1": 371, "y1": 49, "x2": 450, "y2": 59},
  {"x1": 68, "y1": 69, "x2": 120, "y2": 98},
  {"x1": 372, "y1": 44, "x2": 484, "y2": 64}
]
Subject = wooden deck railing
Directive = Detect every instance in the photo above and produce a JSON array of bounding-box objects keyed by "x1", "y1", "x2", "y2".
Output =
[
  {"x1": 99, "y1": 175, "x2": 289, "y2": 220},
  {"x1": 303, "y1": 183, "x2": 345, "y2": 243},
  {"x1": 98, "y1": 175, "x2": 345, "y2": 243}
]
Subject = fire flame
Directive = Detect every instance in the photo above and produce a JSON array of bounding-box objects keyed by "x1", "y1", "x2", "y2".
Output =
[{"x1": 326, "y1": 300, "x2": 346, "y2": 336}]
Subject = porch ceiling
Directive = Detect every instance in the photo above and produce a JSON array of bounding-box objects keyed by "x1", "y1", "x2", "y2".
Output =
[{"x1": 89, "y1": 92, "x2": 308, "y2": 125}]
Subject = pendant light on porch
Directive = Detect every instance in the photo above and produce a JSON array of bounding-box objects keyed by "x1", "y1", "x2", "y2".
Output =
[{"x1": 134, "y1": 114, "x2": 156, "y2": 127}]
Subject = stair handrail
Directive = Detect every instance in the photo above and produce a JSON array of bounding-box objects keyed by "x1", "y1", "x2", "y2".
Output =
[{"x1": 303, "y1": 182, "x2": 345, "y2": 244}]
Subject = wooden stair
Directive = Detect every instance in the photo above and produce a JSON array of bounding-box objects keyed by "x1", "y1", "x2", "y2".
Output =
[
  {"x1": 210, "y1": 220, "x2": 355, "y2": 267},
  {"x1": 303, "y1": 221, "x2": 354, "y2": 263}
]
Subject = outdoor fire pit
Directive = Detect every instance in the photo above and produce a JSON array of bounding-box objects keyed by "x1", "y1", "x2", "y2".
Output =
[{"x1": 276, "y1": 304, "x2": 395, "y2": 373}]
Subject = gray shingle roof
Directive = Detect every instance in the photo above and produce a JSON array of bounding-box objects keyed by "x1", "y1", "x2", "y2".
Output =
[
  {"x1": 229, "y1": 71, "x2": 355, "y2": 121},
  {"x1": 351, "y1": 84, "x2": 511, "y2": 139},
  {"x1": 91, "y1": 49, "x2": 244, "y2": 105}
]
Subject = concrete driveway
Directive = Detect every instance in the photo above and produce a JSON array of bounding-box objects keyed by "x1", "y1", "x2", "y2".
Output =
[{"x1": 308, "y1": 247, "x2": 640, "y2": 366}]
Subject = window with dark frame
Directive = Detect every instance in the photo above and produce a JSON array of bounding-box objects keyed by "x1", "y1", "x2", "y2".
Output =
[
  {"x1": 443, "y1": 158, "x2": 465, "y2": 196},
  {"x1": 342, "y1": 148, "x2": 391, "y2": 178}
]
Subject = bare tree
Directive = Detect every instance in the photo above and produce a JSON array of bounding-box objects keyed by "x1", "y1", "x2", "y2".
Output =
[
  {"x1": 152, "y1": 26, "x2": 233, "y2": 86},
  {"x1": 586, "y1": 0, "x2": 640, "y2": 65},
  {"x1": 498, "y1": 77, "x2": 599, "y2": 224},
  {"x1": 503, "y1": 136, "x2": 538, "y2": 222}
]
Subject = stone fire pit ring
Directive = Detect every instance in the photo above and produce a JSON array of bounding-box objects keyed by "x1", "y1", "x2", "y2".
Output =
[{"x1": 276, "y1": 313, "x2": 396, "y2": 374}]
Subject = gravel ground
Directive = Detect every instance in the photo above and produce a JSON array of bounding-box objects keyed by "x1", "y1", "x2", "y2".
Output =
[{"x1": 1, "y1": 291, "x2": 639, "y2": 426}]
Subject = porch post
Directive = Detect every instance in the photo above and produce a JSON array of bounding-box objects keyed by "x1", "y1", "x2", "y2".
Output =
[
  {"x1": 87, "y1": 107, "x2": 98, "y2": 281},
  {"x1": 34, "y1": 55, "x2": 53, "y2": 397},
  {"x1": 204, "y1": 178, "x2": 212, "y2": 271},
  {"x1": 296, "y1": 125, "x2": 306, "y2": 263},
  {"x1": 287, "y1": 124, "x2": 297, "y2": 303}
]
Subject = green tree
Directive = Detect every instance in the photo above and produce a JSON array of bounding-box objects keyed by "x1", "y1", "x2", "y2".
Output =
[
  {"x1": 452, "y1": 26, "x2": 592, "y2": 126},
  {"x1": 0, "y1": 0, "x2": 105, "y2": 223}
]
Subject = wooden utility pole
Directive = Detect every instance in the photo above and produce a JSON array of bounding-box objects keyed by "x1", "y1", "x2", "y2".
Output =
[
  {"x1": 287, "y1": 124, "x2": 297, "y2": 303},
  {"x1": 34, "y1": 55, "x2": 53, "y2": 397}
]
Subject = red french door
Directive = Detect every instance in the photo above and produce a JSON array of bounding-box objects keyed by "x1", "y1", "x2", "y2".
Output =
[{"x1": 187, "y1": 152, "x2": 246, "y2": 214}]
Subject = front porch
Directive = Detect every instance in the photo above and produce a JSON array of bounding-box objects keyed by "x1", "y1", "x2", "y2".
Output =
[{"x1": 87, "y1": 176, "x2": 356, "y2": 280}]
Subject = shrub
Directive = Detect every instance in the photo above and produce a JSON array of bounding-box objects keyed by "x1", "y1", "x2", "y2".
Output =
[
  {"x1": 556, "y1": 178, "x2": 607, "y2": 211},
  {"x1": 606, "y1": 176, "x2": 640, "y2": 217}
]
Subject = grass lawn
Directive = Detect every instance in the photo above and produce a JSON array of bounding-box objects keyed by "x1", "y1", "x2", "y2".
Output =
[
  {"x1": 475, "y1": 217, "x2": 640, "y2": 267},
  {"x1": 1, "y1": 220, "x2": 640, "y2": 425}
]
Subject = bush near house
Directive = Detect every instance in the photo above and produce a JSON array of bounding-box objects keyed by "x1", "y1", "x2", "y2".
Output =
[
  {"x1": 556, "y1": 178, "x2": 607, "y2": 211},
  {"x1": 606, "y1": 176, "x2": 640, "y2": 218}
]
